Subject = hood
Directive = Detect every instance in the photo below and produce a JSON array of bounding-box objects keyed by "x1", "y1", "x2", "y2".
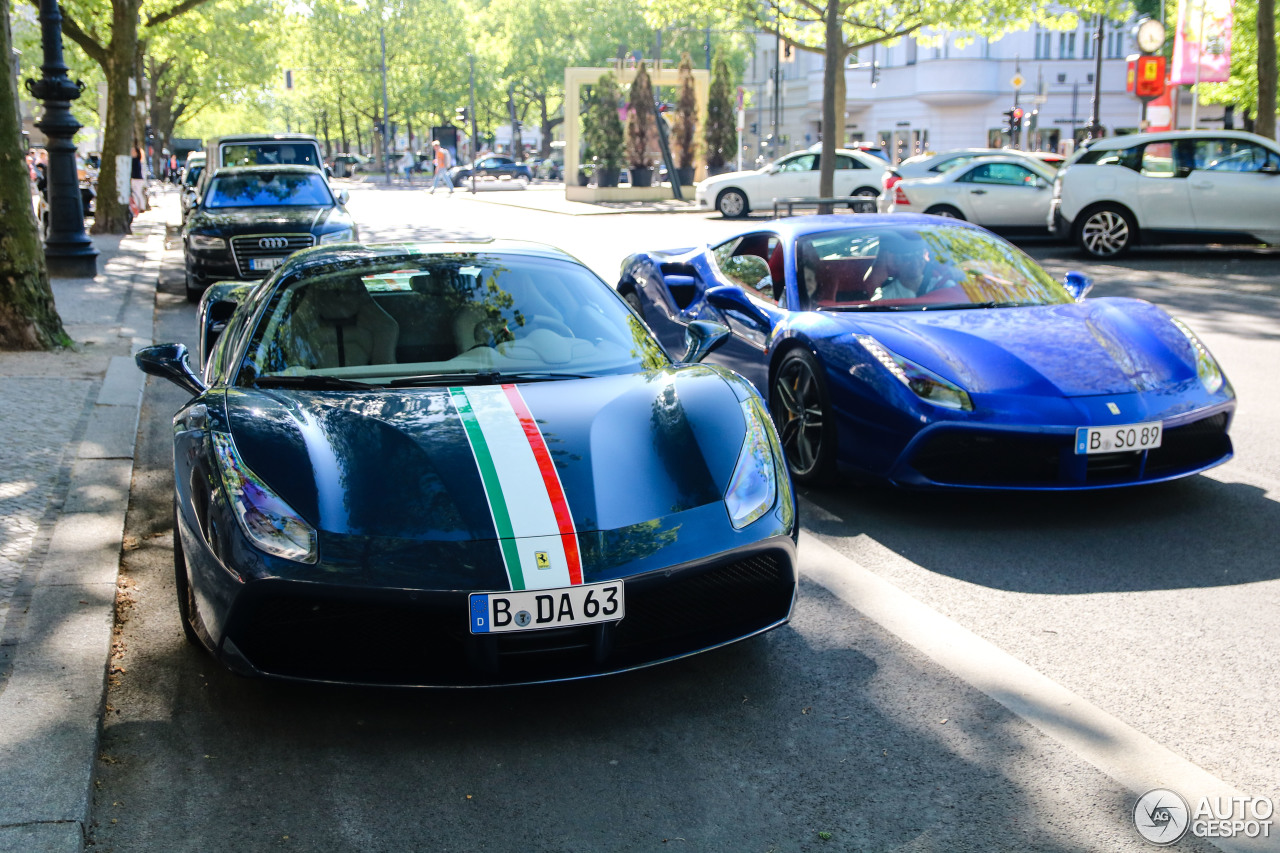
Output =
[
  {"x1": 849, "y1": 298, "x2": 1197, "y2": 398},
  {"x1": 222, "y1": 367, "x2": 748, "y2": 542},
  {"x1": 189, "y1": 206, "x2": 342, "y2": 232}
]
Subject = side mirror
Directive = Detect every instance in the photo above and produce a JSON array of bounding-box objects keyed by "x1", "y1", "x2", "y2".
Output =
[
  {"x1": 682, "y1": 320, "x2": 731, "y2": 364},
  {"x1": 706, "y1": 284, "x2": 769, "y2": 326},
  {"x1": 1063, "y1": 271, "x2": 1094, "y2": 301},
  {"x1": 135, "y1": 343, "x2": 206, "y2": 397},
  {"x1": 336, "y1": 189, "x2": 350, "y2": 205}
]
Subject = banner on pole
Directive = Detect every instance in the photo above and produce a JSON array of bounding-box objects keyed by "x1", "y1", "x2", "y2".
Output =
[{"x1": 1170, "y1": 0, "x2": 1234, "y2": 85}]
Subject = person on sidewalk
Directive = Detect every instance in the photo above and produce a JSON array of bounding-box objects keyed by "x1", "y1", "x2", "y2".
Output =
[{"x1": 430, "y1": 141, "x2": 454, "y2": 194}]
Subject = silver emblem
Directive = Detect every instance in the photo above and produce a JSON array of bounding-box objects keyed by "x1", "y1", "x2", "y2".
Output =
[
  {"x1": 1107, "y1": 402, "x2": 1121, "y2": 415},
  {"x1": 258, "y1": 237, "x2": 289, "y2": 250}
]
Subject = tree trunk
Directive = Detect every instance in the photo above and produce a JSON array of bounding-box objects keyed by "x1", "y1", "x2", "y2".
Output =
[
  {"x1": 92, "y1": 1, "x2": 140, "y2": 234},
  {"x1": 355, "y1": 117, "x2": 364, "y2": 157},
  {"x1": 0, "y1": 0, "x2": 68, "y2": 349},
  {"x1": 818, "y1": 0, "x2": 847, "y2": 204},
  {"x1": 321, "y1": 110, "x2": 331, "y2": 158},
  {"x1": 1260, "y1": 0, "x2": 1277, "y2": 140}
]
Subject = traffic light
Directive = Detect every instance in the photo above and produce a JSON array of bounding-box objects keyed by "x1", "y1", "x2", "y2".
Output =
[
  {"x1": 1003, "y1": 107, "x2": 1024, "y2": 135},
  {"x1": 455, "y1": 107, "x2": 470, "y2": 124}
]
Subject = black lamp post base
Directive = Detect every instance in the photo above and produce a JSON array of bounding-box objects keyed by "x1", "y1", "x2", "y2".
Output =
[{"x1": 44, "y1": 245, "x2": 100, "y2": 278}]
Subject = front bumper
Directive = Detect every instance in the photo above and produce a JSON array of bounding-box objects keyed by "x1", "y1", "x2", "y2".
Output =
[{"x1": 1048, "y1": 198, "x2": 1070, "y2": 237}]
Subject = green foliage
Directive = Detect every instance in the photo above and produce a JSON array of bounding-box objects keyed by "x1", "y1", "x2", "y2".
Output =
[
  {"x1": 672, "y1": 52, "x2": 697, "y2": 169},
  {"x1": 703, "y1": 51, "x2": 735, "y2": 169},
  {"x1": 584, "y1": 72, "x2": 624, "y2": 170},
  {"x1": 1199, "y1": 0, "x2": 1279, "y2": 131},
  {"x1": 626, "y1": 61, "x2": 657, "y2": 169}
]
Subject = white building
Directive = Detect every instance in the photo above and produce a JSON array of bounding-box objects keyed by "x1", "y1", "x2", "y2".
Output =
[{"x1": 742, "y1": 18, "x2": 1222, "y2": 164}]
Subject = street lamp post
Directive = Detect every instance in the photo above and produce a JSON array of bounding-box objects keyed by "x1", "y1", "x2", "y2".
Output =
[
  {"x1": 25, "y1": 0, "x2": 97, "y2": 277},
  {"x1": 1084, "y1": 14, "x2": 1107, "y2": 140}
]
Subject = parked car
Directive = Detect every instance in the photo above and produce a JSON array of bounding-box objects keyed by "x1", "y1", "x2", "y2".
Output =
[
  {"x1": 695, "y1": 149, "x2": 887, "y2": 218},
  {"x1": 198, "y1": 133, "x2": 328, "y2": 198},
  {"x1": 182, "y1": 165, "x2": 357, "y2": 302},
  {"x1": 450, "y1": 155, "x2": 534, "y2": 183},
  {"x1": 886, "y1": 155, "x2": 1058, "y2": 233},
  {"x1": 878, "y1": 148, "x2": 1063, "y2": 210},
  {"x1": 618, "y1": 215, "x2": 1235, "y2": 489},
  {"x1": 134, "y1": 239, "x2": 798, "y2": 686},
  {"x1": 1050, "y1": 130, "x2": 1280, "y2": 257},
  {"x1": 179, "y1": 153, "x2": 205, "y2": 221}
]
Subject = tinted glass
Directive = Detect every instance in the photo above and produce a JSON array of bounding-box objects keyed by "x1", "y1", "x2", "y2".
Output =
[
  {"x1": 205, "y1": 172, "x2": 334, "y2": 208},
  {"x1": 243, "y1": 254, "x2": 668, "y2": 383},
  {"x1": 222, "y1": 142, "x2": 321, "y2": 168},
  {"x1": 796, "y1": 224, "x2": 1072, "y2": 310},
  {"x1": 777, "y1": 154, "x2": 817, "y2": 172},
  {"x1": 1193, "y1": 138, "x2": 1280, "y2": 172},
  {"x1": 961, "y1": 163, "x2": 1040, "y2": 185}
]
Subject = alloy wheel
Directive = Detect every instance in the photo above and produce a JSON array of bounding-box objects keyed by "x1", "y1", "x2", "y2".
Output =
[
  {"x1": 1081, "y1": 209, "x2": 1131, "y2": 257},
  {"x1": 773, "y1": 357, "x2": 826, "y2": 477}
]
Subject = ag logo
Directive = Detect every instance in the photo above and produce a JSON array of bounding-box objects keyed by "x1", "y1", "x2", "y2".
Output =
[
  {"x1": 535, "y1": 551, "x2": 551, "y2": 569},
  {"x1": 1134, "y1": 789, "x2": 1190, "y2": 845}
]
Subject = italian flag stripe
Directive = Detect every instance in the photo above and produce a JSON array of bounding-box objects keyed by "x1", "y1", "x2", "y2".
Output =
[
  {"x1": 450, "y1": 388, "x2": 526, "y2": 590},
  {"x1": 450, "y1": 385, "x2": 581, "y2": 591},
  {"x1": 501, "y1": 384, "x2": 584, "y2": 586}
]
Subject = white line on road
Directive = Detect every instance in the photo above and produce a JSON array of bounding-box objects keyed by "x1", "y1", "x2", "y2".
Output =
[{"x1": 799, "y1": 531, "x2": 1278, "y2": 853}]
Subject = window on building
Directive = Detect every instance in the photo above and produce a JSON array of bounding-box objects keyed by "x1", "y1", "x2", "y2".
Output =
[
  {"x1": 1084, "y1": 31, "x2": 1094, "y2": 59},
  {"x1": 906, "y1": 38, "x2": 918, "y2": 65}
]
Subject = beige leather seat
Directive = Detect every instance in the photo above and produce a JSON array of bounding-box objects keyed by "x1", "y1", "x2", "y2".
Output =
[{"x1": 287, "y1": 280, "x2": 399, "y2": 368}]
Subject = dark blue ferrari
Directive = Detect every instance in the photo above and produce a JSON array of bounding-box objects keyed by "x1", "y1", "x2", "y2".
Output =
[
  {"x1": 135, "y1": 240, "x2": 796, "y2": 686},
  {"x1": 618, "y1": 215, "x2": 1235, "y2": 489}
]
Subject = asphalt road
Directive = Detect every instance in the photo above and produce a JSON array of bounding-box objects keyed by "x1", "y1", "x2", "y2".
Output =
[{"x1": 87, "y1": 187, "x2": 1279, "y2": 852}]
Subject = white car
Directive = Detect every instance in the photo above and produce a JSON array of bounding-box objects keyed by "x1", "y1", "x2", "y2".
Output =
[
  {"x1": 878, "y1": 148, "x2": 1065, "y2": 211},
  {"x1": 887, "y1": 155, "x2": 1057, "y2": 232},
  {"x1": 695, "y1": 149, "x2": 887, "y2": 218},
  {"x1": 1050, "y1": 129, "x2": 1280, "y2": 258}
]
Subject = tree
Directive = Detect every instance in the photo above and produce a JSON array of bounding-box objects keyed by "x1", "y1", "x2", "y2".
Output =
[
  {"x1": 1, "y1": 0, "x2": 68, "y2": 349},
  {"x1": 1200, "y1": 0, "x2": 1278, "y2": 138},
  {"x1": 703, "y1": 51, "x2": 735, "y2": 171},
  {"x1": 1263, "y1": 0, "x2": 1278, "y2": 138},
  {"x1": 584, "y1": 72, "x2": 625, "y2": 176},
  {"x1": 626, "y1": 61, "x2": 657, "y2": 172},
  {"x1": 671, "y1": 52, "x2": 697, "y2": 171}
]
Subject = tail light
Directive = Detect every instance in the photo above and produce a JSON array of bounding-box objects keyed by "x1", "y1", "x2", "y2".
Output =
[
  {"x1": 894, "y1": 185, "x2": 911, "y2": 206},
  {"x1": 882, "y1": 170, "x2": 902, "y2": 192}
]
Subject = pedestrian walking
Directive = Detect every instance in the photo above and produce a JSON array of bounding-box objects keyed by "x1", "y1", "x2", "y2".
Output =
[
  {"x1": 430, "y1": 140, "x2": 454, "y2": 194},
  {"x1": 130, "y1": 146, "x2": 149, "y2": 214}
]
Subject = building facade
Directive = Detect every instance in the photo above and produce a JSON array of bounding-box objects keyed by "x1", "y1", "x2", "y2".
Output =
[{"x1": 742, "y1": 18, "x2": 1221, "y2": 165}]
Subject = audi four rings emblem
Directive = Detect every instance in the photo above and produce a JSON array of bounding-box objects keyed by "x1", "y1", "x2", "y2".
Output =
[{"x1": 258, "y1": 237, "x2": 289, "y2": 250}]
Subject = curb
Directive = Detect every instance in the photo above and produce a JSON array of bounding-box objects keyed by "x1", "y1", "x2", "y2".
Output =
[{"x1": 0, "y1": 221, "x2": 163, "y2": 853}]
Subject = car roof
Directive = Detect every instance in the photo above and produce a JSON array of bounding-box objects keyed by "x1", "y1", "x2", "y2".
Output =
[
  {"x1": 1081, "y1": 129, "x2": 1280, "y2": 150},
  {"x1": 728, "y1": 213, "x2": 986, "y2": 241},
  {"x1": 208, "y1": 164, "x2": 327, "y2": 177},
  {"x1": 941, "y1": 153, "x2": 1057, "y2": 174},
  {"x1": 215, "y1": 133, "x2": 321, "y2": 144}
]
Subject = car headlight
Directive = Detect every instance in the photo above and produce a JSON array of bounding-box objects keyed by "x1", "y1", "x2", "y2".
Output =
[
  {"x1": 1171, "y1": 318, "x2": 1226, "y2": 394},
  {"x1": 189, "y1": 234, "x2": 226, "y2": 251},
  {"x1": 319, "y1": 227, "x2": 355, "y2": 245},
  {"x1": 725, "y1": 397, "x2": 779, "y2": 529},
  {"x1": 211, "y1": 432, "x2": 317, "y2": 563},
  {"x1": 856, "y1": 334, "x2": 974, "y2": 411}
]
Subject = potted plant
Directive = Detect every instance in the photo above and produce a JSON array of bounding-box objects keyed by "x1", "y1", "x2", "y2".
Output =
[
  {"x1": 671, "y1": 53, "x2": 698, "y2": 186},
  {"x1": 703, "y1": 52, "x2": 736, "y2": 176},
  {"x1": 626, "y1": 61, "x2": 657, "y2": 187},
  {"x1": 584, "y1": 73, "x2": 624, "y2": 187}
]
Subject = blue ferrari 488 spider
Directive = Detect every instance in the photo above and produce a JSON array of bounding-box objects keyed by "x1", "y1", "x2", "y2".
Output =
[
  {"x1": 136, "y1": 240, "x2": 796, "y2": 686},
  {"x1": 618, "y1": 215, "x2": 1235, "y2": 489}
]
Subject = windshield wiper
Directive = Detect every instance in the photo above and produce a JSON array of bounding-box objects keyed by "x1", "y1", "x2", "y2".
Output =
[
  {"x1": 823, "y1": 303, "x2": 918, "y2": 312},
  {"x1": 254, "y1": 375, "x2": 377, "y2": 390},
  {"x1": 388, "y1": 370, "x2": 596, "y2": 387},
  {"x1": 922, "y1": 301, "x2": 1026, "y2": 310}
]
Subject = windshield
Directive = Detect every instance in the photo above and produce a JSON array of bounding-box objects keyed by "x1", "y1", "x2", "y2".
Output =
[
  {"x1": 205, "y1": 172, "x2": 333, "y2": 208},
  {"x1": 797, "y1": 224, "x2": 1073, "y2": 311},
  {"x1": 242, "y1": 254, "x2": 669, "y2": 385}
]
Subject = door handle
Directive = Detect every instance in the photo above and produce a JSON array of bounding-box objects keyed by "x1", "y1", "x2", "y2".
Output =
[
  {"x1": 970, "y1": 189, "x2": 987, "y2": 195},
  {"x1": 1189, "y1": 181, "x2": 1213, "y2": 190}
]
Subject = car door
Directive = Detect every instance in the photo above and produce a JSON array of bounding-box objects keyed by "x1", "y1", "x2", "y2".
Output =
[
  {"x1": 1130, "y1": 141, "x2": 1195, "y2": 231},
  {"x1": 693, "y1": 232, "x2": 786, "y2": 392},
  {"x1": 952, "y1": 162, "x2": 1052, "y2": 227},
  {"x1": 1183, "y1": 137, "x2": 1280, "y2": 240},
  {"x1": 833, "y1": 153, "x2": 877, "y2": 197},
  {"x1": 761, "y1": 153, "x2": 819, "y2": 205}
]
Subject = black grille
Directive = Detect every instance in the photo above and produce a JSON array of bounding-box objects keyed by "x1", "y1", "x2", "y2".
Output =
[
  {"x1": 230, "y1": 234, "x2": 314, "y2": 278},
  {"x1": 910, "y1": 432, "x2": 1062, "y2": 486},
  {"x1": 1145, "y1": 413, "x2": 1231, "y2": 477},
  {"x1": 227, "y1": 550, "x2": 795, "y2": 686}
]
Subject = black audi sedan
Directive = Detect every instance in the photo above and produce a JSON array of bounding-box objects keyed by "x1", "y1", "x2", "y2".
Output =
[{"x1": 183, "y1": 165, "x2": 358, "y2": 302}]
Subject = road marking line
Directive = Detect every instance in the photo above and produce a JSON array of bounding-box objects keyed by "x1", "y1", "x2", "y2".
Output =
[{"x1": 799, "y1": 531, "x2": 1273, "y2": 853}]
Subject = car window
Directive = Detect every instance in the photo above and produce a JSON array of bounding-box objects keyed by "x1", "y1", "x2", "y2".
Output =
[
  {"x1": 835, "y1": 155, "x2": 867, "y2": 170},
  {"x1": 222, "y1": 142, "x2": 320, "y2": 169},
  {"x1": 1139, "y1": 142, "x2": 1177, "y2": 178},
  {"x1": 712, "y1": 233, "x2": 782, "y2": 303},
  {"x1": 933, "y1": 155, "x2": 977, "y2": 173},
  {"x1": 1194, "y1": 139, "x2": 1280, "y2": 172},
  {"x1": 777, "y1": 154, "x2": 817, "y2": 172},
  {"x1": 960, "y1": 163, "x2": 1041, "y2": 186},
  {"x1": 243, "y1": 255, "x2": 666, "y2": 381},
  {"x1": 205, "y1": 172, "x2": 334, "y2": 208}
]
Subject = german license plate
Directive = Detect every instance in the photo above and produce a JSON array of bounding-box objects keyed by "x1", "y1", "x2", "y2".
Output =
[
  {"x1": 250, "y1": 257, "x2": 284, "y2": 271},
  {"x1": 1075, "y1": 421, "x2": 1163, "y2": 454},
  {"x1": 469, "y1": 581, "x2": 624, "y2": 634}
]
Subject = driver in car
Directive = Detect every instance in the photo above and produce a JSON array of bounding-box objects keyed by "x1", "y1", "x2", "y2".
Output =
[{"x1": 871, "y1": 233, "x2": 956, "y2": 301}]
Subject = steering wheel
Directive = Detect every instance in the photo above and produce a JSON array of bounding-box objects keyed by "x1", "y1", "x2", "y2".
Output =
[{"x1": 519, "y1": 314, "x2": 574, "y2": 338}]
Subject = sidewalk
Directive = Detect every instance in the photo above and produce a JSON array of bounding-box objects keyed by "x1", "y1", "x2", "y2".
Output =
[{"x1": 0, "y1": 209, "x2": 164, "y2": 853}]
